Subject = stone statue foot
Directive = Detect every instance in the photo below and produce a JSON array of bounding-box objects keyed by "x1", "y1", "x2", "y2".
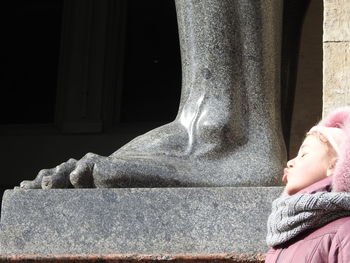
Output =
[
  {"x1": 19, "y1": 118, "x2": 284, "y2": 189},
  {"x1": 19, "y1": 121, "x2": 195, "y2": 189},
  {"x1": 104, "y1": 119, "x2": 284, "y2": 187},
  {"x1": 18, "y1": 0, "x2": 286, "y2": 189},
  {"x1": 20, "y1": 158, "x2": 77, "y2": 189}
]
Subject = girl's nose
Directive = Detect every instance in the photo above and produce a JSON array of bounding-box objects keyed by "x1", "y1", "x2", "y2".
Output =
[{"x1": 287, "y1": 158, "x2": 295, "y2": 168}]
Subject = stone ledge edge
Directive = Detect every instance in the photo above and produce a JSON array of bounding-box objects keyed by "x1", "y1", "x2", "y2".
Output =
[{"x1": 0, "y1": 253, "x2": 266, "y2": 263}]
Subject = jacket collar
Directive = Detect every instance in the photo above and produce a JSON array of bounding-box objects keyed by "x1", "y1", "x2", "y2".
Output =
[{"x1": 295, "y1": 176, "x2": 333, "y2": 195}]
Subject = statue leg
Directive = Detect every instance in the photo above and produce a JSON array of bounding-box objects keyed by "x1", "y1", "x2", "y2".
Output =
[{"x1": 21, "y1": 0, "x2": 286, "y2": 188}]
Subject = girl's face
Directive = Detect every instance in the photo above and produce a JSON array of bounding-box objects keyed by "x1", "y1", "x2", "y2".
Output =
[{"x1": 283, "y1": 135, "x2": 335, "y2": 195}]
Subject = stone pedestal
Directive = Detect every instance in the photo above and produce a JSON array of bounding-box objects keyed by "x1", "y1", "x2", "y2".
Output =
[{"x1": 0, "y1": 187, "x2": 282, "y2": 257}]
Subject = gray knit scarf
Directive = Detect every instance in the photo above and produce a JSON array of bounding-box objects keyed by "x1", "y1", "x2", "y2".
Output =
[{"x1": 266, "y1": 191, "x2": 350, "y2": 247}]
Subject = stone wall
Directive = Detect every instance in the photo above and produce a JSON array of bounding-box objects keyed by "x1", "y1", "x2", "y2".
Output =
[{"x1": 323, "y1": 0, "x2": 350, "y2": 116}]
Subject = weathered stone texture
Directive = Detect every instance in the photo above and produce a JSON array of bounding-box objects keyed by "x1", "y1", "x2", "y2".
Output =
[
  {"x1": 324, "y1": 0, "x2": 350, "y2": 42},
  {"x1": 323, "y1": 0, "x2": 350, "y2": 116},
  {"x1": 0, "y1": 187, "x2": 282, "y2": 255},
  {"x1": 323, "y1": 42, "x2": 350, "y2": 116}
]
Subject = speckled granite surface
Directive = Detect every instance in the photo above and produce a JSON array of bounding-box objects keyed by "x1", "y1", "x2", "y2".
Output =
[
  {"x1": 0, "y1": 253, "x2": 266, "y2": 262},
  {"x1": 0, "y1": 187, "x2": 282, "y2": 255}
]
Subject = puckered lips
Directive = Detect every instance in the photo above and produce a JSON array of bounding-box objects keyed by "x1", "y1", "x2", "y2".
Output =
[{"x1": 282, "y1": 168, "x2": 288, "y2": 183}]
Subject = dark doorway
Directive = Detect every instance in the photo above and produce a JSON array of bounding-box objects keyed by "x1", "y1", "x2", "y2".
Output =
[{"x1": 0, "y1": 0, "x2": 63, "y2": 124}]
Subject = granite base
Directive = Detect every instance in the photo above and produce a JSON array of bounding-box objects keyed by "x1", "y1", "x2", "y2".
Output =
[{"x1": 0, "y1": 187, "x2": 282, "y2": 255}]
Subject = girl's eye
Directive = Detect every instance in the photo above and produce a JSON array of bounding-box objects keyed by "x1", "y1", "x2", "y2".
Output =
[{"x1": 301, "y1": 153, "x2": 307, "y2": 157}]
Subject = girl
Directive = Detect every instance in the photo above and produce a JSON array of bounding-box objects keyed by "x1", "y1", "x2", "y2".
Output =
[{"x1": 265, "y1": 107, "x2": 350, "y2": 263}]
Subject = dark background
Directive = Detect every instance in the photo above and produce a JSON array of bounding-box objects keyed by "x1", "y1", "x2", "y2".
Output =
[{"x1": 0, "y1": 0, "x2": 181, "y2": 125}]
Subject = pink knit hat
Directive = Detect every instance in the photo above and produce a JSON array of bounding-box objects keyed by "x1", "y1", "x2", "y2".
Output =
[
  {"x1": 309, "y1": 107, "x2": 350, "y2": 192},
  {"x1": 308, "y1": 126, "x2": 345, "y2": 156}
]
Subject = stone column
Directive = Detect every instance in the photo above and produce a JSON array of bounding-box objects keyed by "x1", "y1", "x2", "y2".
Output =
[{"x1": 323, "y1": 0, "x2": 350, "y2": 116}]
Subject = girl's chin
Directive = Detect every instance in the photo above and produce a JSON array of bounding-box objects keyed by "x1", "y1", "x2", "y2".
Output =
[{"x1": 284, "y1": 184, "x2": 298, "y2": 195}]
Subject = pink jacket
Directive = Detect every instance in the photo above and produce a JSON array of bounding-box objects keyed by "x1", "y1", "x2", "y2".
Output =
[{"x1": 265, "y1": 177, "x2": 350, "y2": 263}]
